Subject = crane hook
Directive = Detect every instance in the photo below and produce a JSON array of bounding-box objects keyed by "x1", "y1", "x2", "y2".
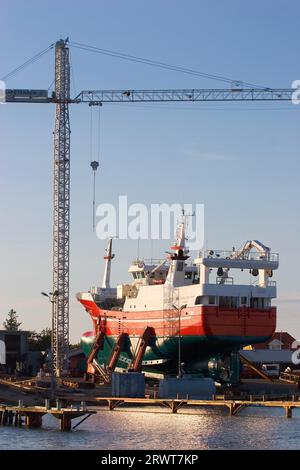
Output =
[{"x1": 90, "y1": 160, "x2": 99, "y2": 172}]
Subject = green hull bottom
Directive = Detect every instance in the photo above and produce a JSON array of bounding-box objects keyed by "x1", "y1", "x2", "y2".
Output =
[{"x1": 81, "y1": 334, "x2": 269, "y2": 384}]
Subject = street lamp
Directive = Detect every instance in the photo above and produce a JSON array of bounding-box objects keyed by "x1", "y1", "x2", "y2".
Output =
[
  {"x1": 41, "y1": 290, "x2": 59, "y2": 398},
  {"x1": 172, "y1": 303, "x2": 187, "y2": 379},
  {"x1": 41, "y1": 291, "x2": 59, "y2": 302}
]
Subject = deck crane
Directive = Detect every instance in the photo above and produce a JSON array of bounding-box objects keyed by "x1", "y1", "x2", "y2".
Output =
[{"x1": 4, "y1": 38, "x2": 296, "y2": 377}]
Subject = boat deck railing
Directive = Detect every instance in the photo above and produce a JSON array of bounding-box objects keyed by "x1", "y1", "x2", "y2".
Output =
[
  {"x1": 131, "y1": 259, "x2": 166, "y2": 266},
  {"x1": 199, "y1": 250, "x2": 279, "y2": 262},
  {"x1": 215, "y1": 278, "x2": 276, "y2": 287},
  {"x1": 216, "y1": 276, "x2": 234, "y2": 285}
]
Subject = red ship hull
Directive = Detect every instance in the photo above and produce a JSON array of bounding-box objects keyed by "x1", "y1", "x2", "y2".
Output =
[{"x1": 79, "y1": 297, "x2": 276, "y2": 339}]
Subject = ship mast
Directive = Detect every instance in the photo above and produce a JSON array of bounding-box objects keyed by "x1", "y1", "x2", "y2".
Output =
[
  {"x1": 101, "y1": 238, "x2": 115, "y2": 289},
  {"x1": 165, "y1": 213, "x2": 190, "y2": 287}
]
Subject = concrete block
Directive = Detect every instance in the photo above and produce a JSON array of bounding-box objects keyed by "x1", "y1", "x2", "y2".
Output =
[
  {"x1": 112, "y1": 372, "x2": 145, "y2": 397},
  {"x1": 158, "y1": 376, "x2": 216, "y2": 400}
]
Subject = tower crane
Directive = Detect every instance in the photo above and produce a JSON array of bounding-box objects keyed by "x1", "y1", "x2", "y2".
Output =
[{"x1": 4, "y1": 38, "x2": 296, "y2": 377}]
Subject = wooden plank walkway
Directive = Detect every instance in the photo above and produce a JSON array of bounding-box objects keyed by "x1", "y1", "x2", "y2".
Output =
[{"x1": 93, "y1": 396, "x2": 300, "y2": 418}]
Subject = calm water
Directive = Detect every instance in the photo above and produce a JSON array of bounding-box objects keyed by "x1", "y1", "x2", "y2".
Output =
[{"x1": 1, "y1": 407, "x2": 300, "y2": 450}]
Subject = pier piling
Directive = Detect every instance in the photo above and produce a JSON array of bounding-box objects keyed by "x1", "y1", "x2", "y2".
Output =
[
  {"x1": 0, "y1": 404, "x2": 96, "y2": 431},
  {"x1": 26, "y1": 413, "x2": 43, "y2": 429},
  {"x1": 285, "y1": 407, "x2": 293, "y2": 418}
]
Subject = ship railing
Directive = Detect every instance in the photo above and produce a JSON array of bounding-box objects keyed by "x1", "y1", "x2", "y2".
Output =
[
  {"x1": 131, "y1": 258, "x2": 166, "y2": 266},
  {"x1": 90, "y1": 286, "x2": 100, "y2": 294},
  {"x1": 90, "y1": 286, "x2": 117, "y2": 295},
  {"x1": 216, "y1": 277, "x2": 234, "y2": 285},
  {"x1": 280, "y1": 372, "x2": 300, "y2": 384},
  {"x1": 131, "y1": 258, "x2": 198, "y2": 268},
  {"x1": 199, "y1": 250, "x2": 279, "y2": 262}
]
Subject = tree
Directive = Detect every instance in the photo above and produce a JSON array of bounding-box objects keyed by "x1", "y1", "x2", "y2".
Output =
[
  {"x1": 3, "y1": 309, "x2": 22, "y2": 331},
  {"x1": 28, "y1": 328, "x2": 51, "y2": 351},
  {"x1": 38, "y1": 328, "x2": 52, "y2": 350}
]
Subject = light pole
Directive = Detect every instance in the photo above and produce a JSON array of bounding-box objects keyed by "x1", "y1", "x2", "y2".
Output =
[
  {"x1": 41, "y1": 290, "x2": 58, "y2": 398},
  {"x1": 172, "y1": 303, "x2": 187, "y2": 378}
]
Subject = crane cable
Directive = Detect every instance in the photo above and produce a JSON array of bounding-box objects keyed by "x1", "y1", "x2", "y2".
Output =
[
  {"x1": 90, "y1": 104, "x2": 101, "y2": 232},
  {"x1": 69, "y1": 40, "x2": 265, "y2": 89},
  {"x1": 1, "y1": 44, "x2": 54, "y2": 81}
]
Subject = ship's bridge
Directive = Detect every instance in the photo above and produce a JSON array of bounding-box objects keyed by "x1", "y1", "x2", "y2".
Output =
[{"x1": 128, "y1": 259, "x2": 169, "y2": 285}]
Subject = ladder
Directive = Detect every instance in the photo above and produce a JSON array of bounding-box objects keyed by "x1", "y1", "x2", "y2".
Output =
[{"x1": 163, "y1": 285, "x2": 179, "y2": 337}]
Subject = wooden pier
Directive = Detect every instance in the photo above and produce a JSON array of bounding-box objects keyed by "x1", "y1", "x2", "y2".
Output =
[
  {"x1": 0, "y1": 401, "x2": 96, "y2": 431},
  {"x1": 94, "y1": 395, "x2": 300, "y2": 418},
  {"x1": 1, "y1": 393, "x2": 299, "y2": 435}
]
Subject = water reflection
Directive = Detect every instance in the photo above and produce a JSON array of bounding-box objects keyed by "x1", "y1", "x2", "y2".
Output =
[{"x1": 0, "y1": 407, "x2": 300, "y2": 450}]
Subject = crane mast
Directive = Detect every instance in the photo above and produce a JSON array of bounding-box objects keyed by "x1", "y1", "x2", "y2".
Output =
[{"x1": 52, "y1": 39, "x2": 70, "y2": 376}]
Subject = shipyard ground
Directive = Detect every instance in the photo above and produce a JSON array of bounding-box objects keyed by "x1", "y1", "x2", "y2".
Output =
[
  {"x1": 0, "y1": 375, "x2": 298, "y2": 407},
  {"x1": 0, "y1": 375, "x2": 300, "y2": 431}
]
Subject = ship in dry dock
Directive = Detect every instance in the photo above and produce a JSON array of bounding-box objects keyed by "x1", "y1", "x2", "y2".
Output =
[{"x1": 77, "y1": 217, "x2": 278, "y2": 384}]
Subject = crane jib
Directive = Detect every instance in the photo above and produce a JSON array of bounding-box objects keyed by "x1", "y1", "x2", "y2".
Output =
[{"x1": 4, "y1": 88, "x2": 296, "y2": 104}]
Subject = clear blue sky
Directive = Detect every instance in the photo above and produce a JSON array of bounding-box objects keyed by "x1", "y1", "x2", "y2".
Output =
[{"x1": 1, "y1": 0, "x2": 299, "y2": 342}]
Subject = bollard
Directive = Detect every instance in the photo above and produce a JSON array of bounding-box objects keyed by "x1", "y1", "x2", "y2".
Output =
[{"x1": 81, "y1": 401, "x2": 86, "y2": 412}]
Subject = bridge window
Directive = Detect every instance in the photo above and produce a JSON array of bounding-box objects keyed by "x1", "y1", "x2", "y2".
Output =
[
  {"x1": 241, "y1": 296, "x2": 248, "y2": 305},
  {"x1": 209, "y1": 296, "x2": 216, "y2": 305},
  {"x1": 250, "y1": 298, "x2": 270, "y2": 309},
  {"x1": 135, "y1": 272, "x2": 145, "y2": 279},
  {"x1": 195, "y1": 296, "x2": 203, "y2": 305},
  {"x1": 177, "y1": 261, "x2": 184, "y2": 272},
  {"x1": 219, "y1": 296, "x2": 239, "y2": 308}
]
